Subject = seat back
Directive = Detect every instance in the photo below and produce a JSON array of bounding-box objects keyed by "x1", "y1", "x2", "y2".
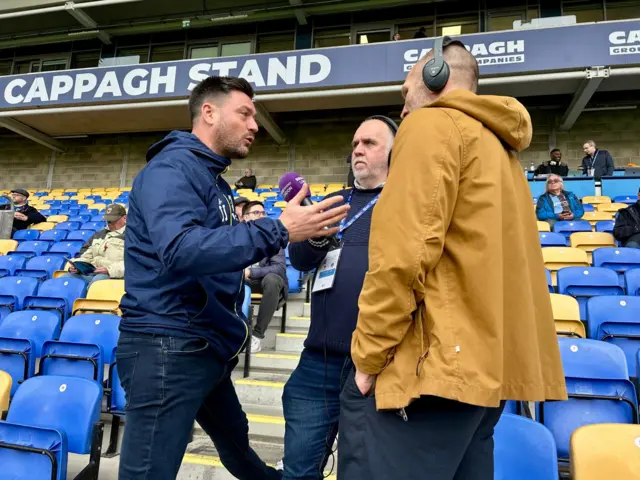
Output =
[
  {"x1": 16, "y1": 240, "x2": 50, "y2": 256},
  {"x1": 0, "y1": 422, "x2": 65, "y2": 480},
  {"x1": 46, "y1": 214, "x2": 68, "y2": 224},
  {"x1": 38, "y1": 228, "x2": 68, "y2": 242},
  {"x1": 287, "y1": 265, "x2": 302, "y2": 293},
  {"x1": 582, "y1": 196, "x2": 611, "y2": 205},
  {"x1": 557, "y1": 267, "x2": 624, "y2": 319},
  {"x1": 542, "y1": 248, "x2": 590, "y2": 285},
  {"x1": 570, "y1": 423, "x2": 640, "y2": 479},
  {"x1": 545, "y1": 269, "x2": 553, "y2": 293},
  {"x1": 570, "y1": 232, "x2": 616, "y2": 260},
  {"x1": 82, "y1": 221, "x2": 105, "y2": 230},
  {"x1": 537, "y1": 221, "x2": 551, "y2": 232},
  {"x1": 19, "y1": 255, "x2": 66, "y2": 280},
  {"x1": 7, "y1": 375, "x2": 102, "y2": 454},
  {"x1": 494, "y1": 414, "x2": 558, "y2": 480},
  {"x1": 593, "y1": 247, "x2": 640, "y2": 283},
  {"x1": 60, "y1": 314, "x2": 120, "y2": 363},
  {"x1": 0, "y1": 276, "x2": 40, "y2": 309},
  {"x1": 583, "y1": 211, "x2": 614, "y2": 226},
  {"x1": 595, "y1": 220, "x2": 615, "y2": 234},
  {"x1": 613, "y1": 195, "x2": 637, "y2": 205},
  {"x1": 47, "y1": 240, "x2": 84, "y2": 257},
  {"x1": 66, "y1": 229, "x2": 96, "y2": 241},
  {"x1": 539, "y1": 232, "x2": 567, "y2": 247},
  {"x1": 12, "y1": 230, "x2": 40, "y2": 241},
  {"x1": 28, "y1": 277, "x2": 87, "y2": 318},
  {"x1": 87, "y1": 279, "x2": 125, "y2": 302},
  {"x1": 0, "y1": 255, "x2": 26, "y2": 277},
  {"x1": 0, "y1": 239, "x2": 18, "y2": 255},
  {"x1": 0, "y1": 369, "x2": 11, "y2": 413},
  {"x1": 0, "y1": 310, "x2": 61, "y2": 358},
  {"x1": 625, "y1": 269, "x2": 640, "y2": 296},
  {"x1": 553, "y1": 221, "x2": 592, "y2": 240},
  {"x1": 550, "y1": 293, "x2": 584, "y2": 338},
  {"x1": 67, "y1": 215, "x2": 91, "y2": 223},
  {"x1": 53, "y1": 221, "x2": 81, "y2": 231},
  {"x1": 597, "y1": 203, "x2": 627, "y2": 213}
]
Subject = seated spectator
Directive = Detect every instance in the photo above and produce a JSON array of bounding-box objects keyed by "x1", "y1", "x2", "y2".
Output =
[
  {"x1": 63, "y1": 204, "x2": 126, "y2": 286},
  {"x1": 393, "y1": 33, "x2": 401, "y2": 41},
  {"x1": 613, "y1": 187, "x2": 640, "y2": 249},
  {"x1": 234, "y1": 196, "x2": 249, "y2": 222},
  {"x1": 413, "y1": 26, "x2": 427, "y2": 38},
  {"x1": 582, "y1": 140, "x2": 614, "y2": 180},
  {"x1": 11, "y1": 188, "x2": 46, "y2": 233},
  {"x1": 536, "y1": 174, "x2": 584, "y2": 226},
  {"x1": 243, "y1": 201, "x2": 288, "y2": 353},
  {"x1": 235, "y1": 167, "x2": 257, "y2": 191},
  {"x1": 534, "y1": 149, "x2": 569, "y2": 177}
]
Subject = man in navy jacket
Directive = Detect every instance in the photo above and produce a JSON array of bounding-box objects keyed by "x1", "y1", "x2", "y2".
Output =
[
  {"x1": 582, "y1": 140, "x2": 614, "y2": 180},
  {"x1": 117, "y1": 76, "x2": 349, "y2": 480}
]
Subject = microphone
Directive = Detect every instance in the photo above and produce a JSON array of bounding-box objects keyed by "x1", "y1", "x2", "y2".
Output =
[{"x1": 279, "y1": 172, "x2": 313, "y2": 206}]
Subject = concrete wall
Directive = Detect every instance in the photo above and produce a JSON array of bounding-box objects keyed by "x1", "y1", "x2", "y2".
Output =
[{"x1": 1, "y1": 109, "x2": 639, "y2": 191}]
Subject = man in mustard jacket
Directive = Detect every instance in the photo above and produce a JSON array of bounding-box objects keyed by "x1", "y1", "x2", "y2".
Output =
[{"x1": 338, "y1": 38, "x2": 567, "y2": 479}]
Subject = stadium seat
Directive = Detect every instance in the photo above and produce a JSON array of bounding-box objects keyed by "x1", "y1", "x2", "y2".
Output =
[
  {"x1": 570, "y1": 423, "x2": 640, "y2": 479},
  {"x1": 582, "y1": 204, "x2": 595, "y2": 212},
  {"x1": 582, "y1": 196, "x2": 611, "y2": 205},
  {"x1": 16, "y1": 240, "x2": 51, "y2": 256},
  {"x1": 592, "y1": 247, "x2": 640, "y2": 284},
  {"x1": 614, "y1": 195, "x2": 637, "y2": 205},
  {"x1": 542, "y1": 248, "x2": 590, "y2": 285},
  {"x1": 537, "y1": 221, "x2": 551, "y2": 232},
  {"x1": 539, "y1": 232, "x2": 567, "y2": 247},
  {"x1": 569, "y1": 232, "x2": 616, "y2": 261},
  {"x1": 587, "y1": 296, "x2": 640, "y2": 379},
  {"x1": 557, "y1": 267, "x2": 624, "y2": 319},
  {"x1": 550, "y1": 293, "x2": 585, "y2": 338},
  {"x1": 0, "y1": 369, "x2": 10, "y2": 417},
  {"x1": 0, "y1": 255, "x2": 26, "y2": 278},
  {"x1": 40, "y1": 313, "x2": 120, "y2": 383},
  {"x1": 583, "y1": 211, "x2": 614, "y2": 226},
  {"x1": 73, "y1": 279, "x2": 125, "y2": 315},
  {"x1": 595, "y1": 220, "x2": 615, "y2": 235},
  {"x1": 0, "y1": 239, "x2": 18, "y2": 255},
  {"x1": 23, "y1": 277, "x2": 87, "y2": 322},
  {"x1": 540, "y1": 339, "x2": 637, "y2": 465},
  {"x1": 494, "y1": 414, "x2": 558, "y2": 480},
  {"x1": 0, "y1": 276, "x2": 40, "y2": 320},
  {"x1": 15, "y1": 255, "x2": 66, "y2": 281},
  {"x1": 47, "y1": 240, "x2": 84, "y2": 258},
  {"x1": 625, "y1": 269, "x2": 640, "y2": 296},
  {"x1": 46, "y1": 214, "x2": 68, "y2": 223},
  {"x1": 553, "y1": 220, "x2": 592, "y2": 240},
  {"x1": 29, "y1": 222, "x2": 56, "y2": 231},
  {"x1": 83, "y1": 220, "x2": 106, "y2": 230},
  {"x1": 545, "y1": 269, "x2": 554, "y2": 293},
  {"x1": 597, "y1": 203, "x2": 627, "y2": 213},
  {"x1": 0, "y1": 310, "x2": 61, "y2": 395},
  {"x1": 66, "y1": 229, "x2": 96, "y2": 241},
  {"x1": 38, "y1": 228, "x2": 68, "y2": 242},
  {"x1": 287, "y1": 265, "x2": 303, "y2": 294},
  {"x1": 0, "y1": 375, "x2": 103, "y2": 480},
  {"x1": 68, "y1": 214, "x2": 91, "y2": 223},
  {"x1": 12, "y1": 230, "x2": 39, "y2": 241},
  {"x1": 54, "y1": 221, "x2": 81, "y2": 231}
]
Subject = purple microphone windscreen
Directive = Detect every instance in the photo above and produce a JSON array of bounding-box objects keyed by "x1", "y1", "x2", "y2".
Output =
[{"x1": 279, "y1": 172, "x2": 308, "y2": 202}]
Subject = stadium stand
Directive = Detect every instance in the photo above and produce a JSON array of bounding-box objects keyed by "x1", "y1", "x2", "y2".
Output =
[{"x1": 557, "y1": 267, "x2": 623, "y2": 319}]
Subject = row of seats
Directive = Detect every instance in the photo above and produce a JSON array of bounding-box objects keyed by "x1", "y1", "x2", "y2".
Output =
[
  {"x1": 533, "y1": 194, "x2": 638, "y2": 206},
  {"x1": 543, "y1": 246, "x2": 640, "y2": 284},
  {"x1": 12, "y1": 226, "x2": 102, "y2": 242}
]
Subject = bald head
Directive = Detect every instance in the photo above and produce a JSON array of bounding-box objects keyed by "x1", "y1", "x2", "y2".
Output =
[
  {"x1": 351, "y1": 118, "x2": 394, "y2": 188},
  {"x1": 401, "y1": 43, "x2": 479, "y2": 118}
]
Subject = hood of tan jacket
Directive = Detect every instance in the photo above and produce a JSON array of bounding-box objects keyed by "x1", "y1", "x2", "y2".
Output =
[{"x1": 351, "y1": 89, "x2": 567, "y2": 410}]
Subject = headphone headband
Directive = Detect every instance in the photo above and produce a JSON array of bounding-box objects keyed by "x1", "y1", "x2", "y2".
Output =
[{"x1": 365, "y1": 115, "x2": 399, "y2": 134}]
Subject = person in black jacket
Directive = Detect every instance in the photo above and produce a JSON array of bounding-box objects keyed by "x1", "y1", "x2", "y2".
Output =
[
  {"x1": 235, "y1": 167, "x2": 257, "y2": 190},
  {"x1": 281, "y1": 115, "x2": 396, "y2": 479},
  {"x1": 534, "y1": 149, "x2": 569, "y2": 177},
  {"x1": 582, "y1": 140, "x2": 614, "y2": 180},
  {"x1": 243, "y1": 201, "x2": 289, "y2": 353},
  {"x1": 613, "y1": 188, "x2": 640, "y2": 249},
  {"x1": 11, "y1": 188, "x2": 46, "y2": 233}
]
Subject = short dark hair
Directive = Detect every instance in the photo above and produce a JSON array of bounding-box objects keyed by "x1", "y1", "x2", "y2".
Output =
[
  {"x1": 189, "y1": 76, "x2": 254, "y2": 123},
  {"x1": 242, "y1": 200, "x2": 265, "y2": 216},
  {"x1": 550, "y1": 148, "x2": 561, "y2": 154}
]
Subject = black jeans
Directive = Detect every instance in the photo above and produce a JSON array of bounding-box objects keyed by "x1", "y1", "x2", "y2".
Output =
[
  {"x1": 116, "y1": 331, "x2": 281, "y2": 480},
  {"x1": 338, "y1": 370, "x2": 505, "y2": 480},
  {"x1": 248, "y1": 273, "x2": 285, "y2": 339}
]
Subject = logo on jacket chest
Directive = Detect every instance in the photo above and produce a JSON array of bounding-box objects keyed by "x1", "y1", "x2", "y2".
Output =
[{"x1": 218, "y1": 197, "x2": 230, "y2": 223}]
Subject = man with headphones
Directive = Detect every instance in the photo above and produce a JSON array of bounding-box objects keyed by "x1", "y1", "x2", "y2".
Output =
[
  {"x1": 280, "y1": 116, "x2": 397, "y2": 479},
  {"x1": 339, "y1": 37, "x2": 566, "y2": 479}
]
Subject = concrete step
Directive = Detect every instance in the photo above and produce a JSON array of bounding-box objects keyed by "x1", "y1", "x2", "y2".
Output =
[
  {"x1": 236, "y1": 349, "x2": 301, "y2": 373},
  {"x1": 234, "y1": 373, "x2": 288, "y2": 408},
  {"x1": 303, "y1": 302, "x2": 311, "y2": 317},
  {"x1": 275, "y1": 332, "x2": 307, "y2": 352}
]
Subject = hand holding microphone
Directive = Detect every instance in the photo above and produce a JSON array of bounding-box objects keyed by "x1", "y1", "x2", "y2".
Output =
[{"x1": 278, "y1": 173, "x2": 349, "y2": 243}]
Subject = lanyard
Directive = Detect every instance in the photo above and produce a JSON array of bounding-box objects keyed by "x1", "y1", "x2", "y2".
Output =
[
  {"x1": 590, "y1": 151, "x2": 599, "y2": 168},
  {"x1": 336, "y1": 189, "x2": 380, "y2": 241}
]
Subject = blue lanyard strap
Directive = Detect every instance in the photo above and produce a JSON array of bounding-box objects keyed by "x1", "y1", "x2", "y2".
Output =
[
  {"x1": 336, "y1": 189, "x2": 380, "y2": 241},
  {"x1": 590, "y1": 151, "x2": 598, "y2": 168}
]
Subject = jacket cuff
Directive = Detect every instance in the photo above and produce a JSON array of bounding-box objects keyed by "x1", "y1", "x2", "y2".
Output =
[{"x1": 275, "y1": 220, "x2": 290, "y2": 247}]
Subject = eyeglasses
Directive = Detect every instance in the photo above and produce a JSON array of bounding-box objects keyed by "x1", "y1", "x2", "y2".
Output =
[
  {"x1": 548, "y1": 179, "x2": 562, "y2": 184},
  {"x1": 245, "y1": 210, "x2": 266, "y2": 218}
]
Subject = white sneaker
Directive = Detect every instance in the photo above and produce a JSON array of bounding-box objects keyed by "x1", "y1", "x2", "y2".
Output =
[
  {"x1": 250, "y1": 335, "x2": 262, "y2": 353},
  {"x1": 276, "y1": 459, "x2": 284, "y2": 472}
]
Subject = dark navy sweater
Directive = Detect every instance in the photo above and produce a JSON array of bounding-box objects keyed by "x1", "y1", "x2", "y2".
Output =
[{"x1": 289, "y1": 186, "x2": 382, "y2": 356}]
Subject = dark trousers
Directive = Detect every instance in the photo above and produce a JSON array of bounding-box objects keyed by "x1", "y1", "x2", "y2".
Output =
[
  {"x1": 625, "y1": 233, "x2": 640, "y2": 249},
  {"x1": 248, "y1": 273, "x2": 285, "y2": 339},
  {"x1": 338, "y1": 370, "x2": 505, "y2": 480},
  {"x1": 116, "y1": 331, "x2": 281, "y2": 480},
  {"x1": 282, "y1": 349, "x2": 352, "y2": 480}
]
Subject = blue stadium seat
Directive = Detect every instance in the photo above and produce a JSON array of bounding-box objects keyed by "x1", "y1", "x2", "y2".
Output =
[
  {"x1": 494, "y1": 414, "x2": 557, "y2": 480},
  {"x1": 39, "y1": 209, "x2": 53, "y2": 216},
  {"x1": 108, "y1": 360, "x2": 126, "y2": 414},
  {"x1": 68, "y1": 214, "x2": 91, "y2": 223},
  {"x1": 0, "y1": 310, "x2": 61, "y2": 395},
  {"x1": 57, "y1": 209, "x2": 72, "y2": 216},
  {"x1": 242, "y1": 285, "x2": 251, "y2": 319},
  {"x1": 15, "y1": 255, "x2": 66, "y2": 281},
  {"x1": 0, "y1": 375, "x2": 103, "y2": 480},
  {"x1": 54, "y1": 221, "x2": 81, "y2": 231},
  {"x1": 553, "y1": 220, "x2": 592, "y2": 240},
  {"x1": 66, "y1": 229, "x2": 96, "y2": 242},
  {"x1": 77, "y1": 203, "x2": 89, "y2": 211},
  {"x1": 47, "y1": 240, "x2": 84, "y2": 258},
  {"x1": 86, "y1": 195, "x2": 102, "y2": 201},
  {"x1": 582, "y1": 204, "x2": 595, "y2": 212},
  {"x1": 0, "y1": 255, "x2": 26, "y2": 278},
  {"x1": 12, "y1": 229, "x2": 40, "y2": 241},
  {"x1": 0, "y1": 276, "x2": 40, "y2": 320},
  {"x1": 587, "y1": 296, "x2": 640, "y2": 379},
  {"x1": 557, "y1": 267, "x2": 624, "y2": 319},
  {"x1": 287, "y1": 265, "x2": 303, "y2": 294},
  {"x1": 592, "y1": 247, "x2": 640, "y2": 284},
  {"x1": 60, "y1": 199, "x2": 78, "y2": 205},
  {"x1": 24, "y1": 277, "x2": 87, "y2": 322},
  {"x1": 595, "y1": 220, "x2": 615, "y2": 234},
  {"x1": 625, "y1": 269, "x2": 640, "y2": 296},
  {"x1": 64, "y1": 192, "x2": 78, "y2": 198},
  {"x1": 16, "y1": 240, "x2": 51, "y2": 256},
  {"x1": 34, "y1": 191, "x2": 48, "y2": 197},
  {"x1": 83, "y1": 221, "x2": 106, "y2": 230},
  {"x1": 39, "y1": 229, "x2": 68, "y2": 242},
  {"x1": 540, "y1": 339, "x2": 637, "y2": 463},
  {"x1": 40, "y1": 313, "x2": 120, "y2": 383},
  {"x1": 90, "y1": 215, "x2": 104, "y2": 222},
  {"x1": 545, "y1": 269, "x2": 554, "y2": 293},
  {"x1": 539, "y1": 232, "x2": 567, "y2": 247},
  {"x1": 45, "y1": 200, "x2": 61, "y2": 206},
  {"x1": 614, "y1": 195, "x2": 637, "y2": 205}
]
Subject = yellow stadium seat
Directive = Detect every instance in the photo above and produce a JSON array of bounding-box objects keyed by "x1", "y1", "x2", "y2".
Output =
[
  {"x1": 262, "y1": 192, "x2": 278, "y2": 198},
  {"x1": 582, "y1": 196, "x2": 611, "y2": 205},
  {"x1": 0, "y1": 239, "x2": 18, "y2": 255},
  {"x1": 29, "y1": 222, "x2": 56, "y2": 231},
  {"x1": 596, "y1": 203, "x2": 627, "y2": 213},
  {"x1": 571, "y1": 424, "x2": 640, "y2": 480},
  {"x1": 105, "y1": 187, "x2": 120, "y2": 192},
  {"x1": 542, "y1": 247, "x2": 590, "y2": 285},
  {"x1": 327, "y1": 183, "x2": 344, "y2": 190},
  {"x1": 121, "y1": 187, "x2": 132, "y2": 192},
  {"x1": 78, "y1": 199, "x2": 95, "y2": 206},
  {"x1": 64, "y1": 188, "x2": 78, "y2": 193},
  {"x1": 0, "y1": 369, "x2": 11, "y2": 415},
  {"x1": 550, "y1": 293, "x2": 585, "y2": 337},
  {"x1": 274, "y1": 201, "x2": 287, "y2": 208},
  {"x1": 582, "y1": 211, "x2": 614, "y2": 226},
  {"x1": 38, "y1": 196, "x2": 54, "y2": 202},
  {"x1": 46, "y1": 215, "x2": 69, "y2": 224},
  {"x1": 310, "y1": 183, "x2": 325, "y2": 189},
  {"x1": 78, "y1": 188, "x2": 92, "y2": 193},
  {"x1": 72, "y1": 279, "x2": 125, "y2": 315},
  {"x1": 256, "y1": 184, "x2": 273, "y2": 190},
  {"x1": 537, "y1": 221, "x2": 551, "y2": 232},
  {"x1": 91, "y1": 203, "x2": 107, "y2": 211},
  {"x1": 237, "y1": 189, "x2": 253, "y2": 196},
  {"x1": 570, "y1": 232, "x2": 616, "y2": 261}
]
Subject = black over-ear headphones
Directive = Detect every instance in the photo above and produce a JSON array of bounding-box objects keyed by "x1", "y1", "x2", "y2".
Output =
[
  {"x1": 422, "y1": 36, "x2": 466, "y2": 92},
  {"x1": 364, "y1": 115, "x2": 399, "y2": 165}
]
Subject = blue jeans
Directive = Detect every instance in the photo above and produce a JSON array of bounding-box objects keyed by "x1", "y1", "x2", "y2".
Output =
[
  {"x1": 62, "y1": 272, "x2": 109, "y2": 286},
  {"x1": 116, "y1": 331, "x2": 281, "y2": 480},
  {"x1": 626, "y1": 241, "x2": 640, "y2": 249},
  {"x1": 282, "y1": 348, "x2": 352, "y2": 480}
]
